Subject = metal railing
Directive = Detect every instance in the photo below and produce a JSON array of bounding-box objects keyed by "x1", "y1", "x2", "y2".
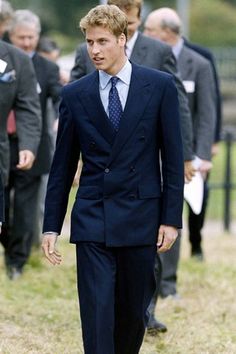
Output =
[{"x1": 209, "y1": 127, "x2": 236, "y2": 231}]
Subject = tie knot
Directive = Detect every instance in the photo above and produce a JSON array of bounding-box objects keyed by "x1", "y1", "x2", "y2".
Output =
[{"x1": 110, "y1": 76, "x2": 119, "y2": 88}]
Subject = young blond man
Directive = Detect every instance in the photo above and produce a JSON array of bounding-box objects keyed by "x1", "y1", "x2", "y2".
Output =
[{"x1": 42, "y1": 5, "x2": 184, "y2": 353}]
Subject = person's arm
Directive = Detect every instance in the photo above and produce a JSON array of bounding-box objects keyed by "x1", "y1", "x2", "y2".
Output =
[
  {"x1": 14, "y1": 51, "x2": 42, "y2": 168},
  {"x1": 47, "y1": 61, "x2": 63, "y2": 115},
  {"x1": 158, "y1": 76, "x2": 185, "y2": 251},
  {"x1": 0, "y1": 172, "x2": 4, "y2": 233},
  {"x1": 42, "y1": 89, "x2": 80, "y2": 237},
  {"x1": 160, "y1": 46, "x2": 194, "y2": 163},
  {"x1": 195, "y1": 61, "x2": 216, "y2": 166}
]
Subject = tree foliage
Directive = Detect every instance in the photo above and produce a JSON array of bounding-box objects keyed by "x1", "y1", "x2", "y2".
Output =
[{"x1": 7, "y1": 0, "x2": 236, "y2": 50}]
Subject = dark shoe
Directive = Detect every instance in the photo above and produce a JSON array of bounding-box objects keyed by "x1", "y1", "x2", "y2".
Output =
[
  {"x1": 6, "y1": 266, "x2": 23, "y2": 280},
  {"x1": 147, "y1": 315, "x2": 167, "y2": 335},
  {"x1": 191, "y1": 247, "x2": 204, "y2": 261}
]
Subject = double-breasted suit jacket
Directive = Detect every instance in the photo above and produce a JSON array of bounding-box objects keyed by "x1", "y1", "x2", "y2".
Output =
[
  {"x1": 70, "y1": 32, "x2": 193, "y2": 161},
  {"x1": 0, "y1": 40, "x2": 41, "y2": 184},
  {"x1": 43, "y1": 63, "x2": 184, "y2": 245}
]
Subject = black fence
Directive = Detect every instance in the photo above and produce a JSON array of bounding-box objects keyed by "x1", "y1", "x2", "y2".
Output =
[{"x1": 209, "y1": 126, "x2": 236, "y2": 231}]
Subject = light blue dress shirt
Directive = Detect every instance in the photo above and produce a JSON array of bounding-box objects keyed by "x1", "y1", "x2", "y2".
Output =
[{"x1": 99, "y1": 59, "x2": 132, "y2": 115}]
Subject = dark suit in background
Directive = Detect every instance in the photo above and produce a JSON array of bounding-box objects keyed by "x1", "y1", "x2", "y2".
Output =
[
  {"x1": 3, "y1": 52, "x2": 61, "y2": 272},
  {"x1": 70, "y1": 32, "x2": 193, "y2": 161},
  {"x1": 184, "y1": 39, "x2": 222, "y2": 257},
  {"x1": 0, "y1": 40, "x2": 41, "y2": 185},
  {"x1": 0, "y1": 40, "x2": 41, "y2": 252},
  {"x1": 0, "y1": 172, "x2": 4, "y2": 225}
]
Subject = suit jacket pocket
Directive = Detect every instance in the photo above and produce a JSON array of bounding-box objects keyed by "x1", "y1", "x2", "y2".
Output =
[
  {"x1": 138, "y1": 183, "x2": 161, "y2": 199},
  {"x1": 76, "y1": 185, "x2": 101, "y2": 199}
]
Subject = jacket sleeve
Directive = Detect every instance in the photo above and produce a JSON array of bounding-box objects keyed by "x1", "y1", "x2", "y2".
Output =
[
  {"x1": 14, "y1": 51, "x2": 42, "y2": 157},
  {"x1": 160, "y1": 45, "x2": 194, "y2": 161},
  {"x1": 194, "y1": 61, "x2": 216, "y2": 160},
  {"x1": 43, "y1": 91, "x2": 80, "y2": 234},
  {"x1": 159, "y1": 76, "x2": 184, "y2": 228}
]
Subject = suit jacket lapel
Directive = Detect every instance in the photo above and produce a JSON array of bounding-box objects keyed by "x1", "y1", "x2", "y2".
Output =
[
  {"x1": 130, "y1": 33, "x2": 148, "y2": 64},
  {"x1": 107, "y1": 63, "x2": 153, "y2": 165},
  {"x1": 78, "y1": 71, "x2": 116, "y2": 145},
  {"x1": 178, "y1": 47, "x2": 193, "y2": 78}
]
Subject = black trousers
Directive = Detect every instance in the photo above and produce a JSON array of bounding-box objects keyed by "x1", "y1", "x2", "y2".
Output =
[
  {"x1": 0, "y1": 137, "x2": 41, "y2": 269},
  {"x1": 76, "y1": 242, "x2": 157, "y2": 354},
  {"x1": 188, "y1": 178, "x2": 209, "y2": 251}
]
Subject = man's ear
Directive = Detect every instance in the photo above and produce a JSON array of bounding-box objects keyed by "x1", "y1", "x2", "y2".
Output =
[{"x1": 119, "y1": 33, "x2": 126, "y2": 45}]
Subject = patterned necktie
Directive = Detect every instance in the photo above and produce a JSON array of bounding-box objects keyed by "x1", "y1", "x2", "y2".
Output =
[{"x1": 108, "y1": 76, "x2": 123, "y2": 131}]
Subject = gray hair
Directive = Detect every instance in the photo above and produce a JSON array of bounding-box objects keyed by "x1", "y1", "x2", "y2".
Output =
[
  {"x1": 160, "y1": 17, "x2": 181, "y2": 35},
  {"x1": 8, "y1": 9, "x2": 41, "y2": 34},
  {"x1": 0, "y1": 0, "x2": 13, "y2": 23}
]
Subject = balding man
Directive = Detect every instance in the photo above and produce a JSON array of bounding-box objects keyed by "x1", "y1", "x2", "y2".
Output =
[{"x1": 144, "y1": 7, "x2": 216, "y2": 330}]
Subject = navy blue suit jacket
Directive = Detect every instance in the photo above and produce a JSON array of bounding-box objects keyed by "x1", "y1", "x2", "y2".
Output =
[{"x1": 43, "y1": 63, "x2": 184, "y2": 246}]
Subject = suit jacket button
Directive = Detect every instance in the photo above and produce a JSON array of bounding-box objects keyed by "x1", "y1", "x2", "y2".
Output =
[
  {"x1": 130, "y1": 166, "x2": 135, "y2": 172},
  {"x1": 105, "y1": 168, "x2": 110, "y2": 173},
  {"x1": 129, "y1": 194, "x2": 136, "y2": 200}
]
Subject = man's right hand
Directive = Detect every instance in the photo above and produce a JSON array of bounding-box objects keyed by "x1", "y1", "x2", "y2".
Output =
[
  {"x1": 184, "y1": 160, "x2": 196, "y2": 183},
  {"x1": 42, "y1": 234, "x2": 62, "y2": 265},
  {"x1": 17, "y1": 150, "x2": 35, "y2": 170}
]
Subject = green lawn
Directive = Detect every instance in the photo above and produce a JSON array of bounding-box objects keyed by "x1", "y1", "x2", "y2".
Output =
[
  {"x1": 0, "y1": 226, "x2": 236, "y2": 353},
  {"x1": 207, "y1": 141, "x2": 236, "y2": 220}
]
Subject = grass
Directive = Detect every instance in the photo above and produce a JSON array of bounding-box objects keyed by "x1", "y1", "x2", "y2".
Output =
[
  {"x1": 207, "y1": 141, "x2": 236, "y2": 220},
  {"x1": 0, "y1": 222, "x2": 236, "y2": 353}
]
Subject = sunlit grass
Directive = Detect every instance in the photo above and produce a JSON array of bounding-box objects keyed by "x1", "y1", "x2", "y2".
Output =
[{"x1": 0, "y1": 224, "x2": 236, "y2": 353}]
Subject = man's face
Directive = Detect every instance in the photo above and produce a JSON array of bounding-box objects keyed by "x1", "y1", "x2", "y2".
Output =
[
  {"x1": 9, "y1": 24, "x2": 39, "y2": 53},
  {"x1": 86, "y1": 26, "x2": 126, "y2": 75},
  {"x1": 144, "y1": 17, "x2": 166, "y2": 42},
  {"x1": 122, "y1": 7, "x2": 141, "y2": 40}
]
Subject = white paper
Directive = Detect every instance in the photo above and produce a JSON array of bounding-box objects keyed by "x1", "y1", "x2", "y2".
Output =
[
  {"x1": 0, "y1": 59, "x2": 7, "y2": 73},
  {"x1": 184, "y1": 171, "x2": 204, "y2": 215},
  {"x1": 183, "y1": 80, "x2": 195, "y2": 93},
  {"x1": 36, "y1": 82, "x2": 42, "y2": 94}
]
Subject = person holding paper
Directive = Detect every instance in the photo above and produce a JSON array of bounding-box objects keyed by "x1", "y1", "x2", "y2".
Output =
[{"x1": 144, "y1": 6, "x2": 216, "y2": 330}]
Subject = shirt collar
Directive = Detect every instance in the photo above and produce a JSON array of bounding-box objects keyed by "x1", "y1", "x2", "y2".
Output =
[
  {"x1": 172, "y1": 37, "x2": 184, "y2": 59},
  {"x1": 99, "y1": 59, "x2": 132, "y2": 89}
]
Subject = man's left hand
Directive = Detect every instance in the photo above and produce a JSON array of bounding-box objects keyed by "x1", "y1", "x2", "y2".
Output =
[
  {"x1": 157, "y1": 225, "x2": 178, "y2": 253},
  {"x1": 17, "y1": 150, "x2": 35, "y2": 170}
]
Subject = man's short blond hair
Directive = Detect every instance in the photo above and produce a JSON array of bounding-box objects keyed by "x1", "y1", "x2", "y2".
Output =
[
  {"x1": 80, "y1": 4, "x2": 128, "y2": 39},
  {"x1": 107, "y1": 0, "x2": 143, "y2": 18}
]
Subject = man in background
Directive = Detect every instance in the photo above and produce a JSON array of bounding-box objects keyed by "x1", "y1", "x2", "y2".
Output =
[
  {"x1": 1, "y1": 9, "x2": 61, "y2": 279},
  {"x1": 184, "y1": 38, "x2": 222, "y2": 260},
  {"x1": 144, "y1": 6, "x2": 216, "y2": 330},
  {"x1": 0, "y1": 3, "x2": 42, "y2": 279}
]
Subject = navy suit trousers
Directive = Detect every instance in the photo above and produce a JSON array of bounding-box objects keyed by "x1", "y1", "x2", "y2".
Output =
[{"x1": 76, "y1": 242, "x2": 157, "y2": 354}]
